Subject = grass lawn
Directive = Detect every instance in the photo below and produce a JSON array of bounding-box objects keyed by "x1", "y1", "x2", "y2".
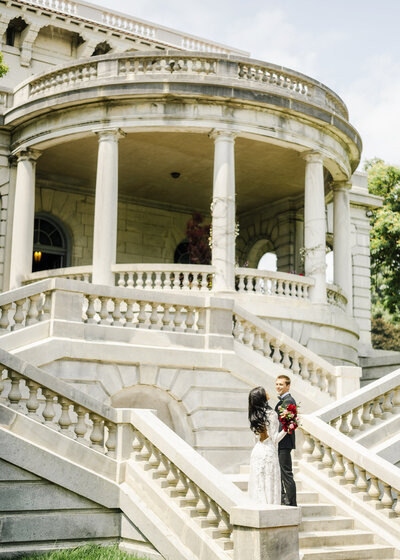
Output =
[{"x1": 19, "y1": 544, "x2": 148, "y2": 560}]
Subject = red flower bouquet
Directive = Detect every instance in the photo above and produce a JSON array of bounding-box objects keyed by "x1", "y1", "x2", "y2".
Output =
[{"x1": 278, "y1": 403, "x2": 299, "y2": 434}]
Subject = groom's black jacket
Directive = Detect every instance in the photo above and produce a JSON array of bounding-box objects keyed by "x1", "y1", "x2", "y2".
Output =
[{"x1": 275, "y1": 393, "x2": 296, "y2": 450}]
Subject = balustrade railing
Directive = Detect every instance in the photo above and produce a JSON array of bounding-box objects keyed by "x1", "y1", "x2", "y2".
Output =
[
  {"x1": 326, "y1": 283, "x2": 348, "y2": 311},
  {"x1": 112, "y1": 264, "x2": 214, "y2": 292},
  {"x1": 301, "y1": 415, "x2": 400, "y2": 524},
  {"x1": 12, "y1": 52, "x2": 348, "y2": 121},
  {"x1": 24, "y1": 266, "x2": 92, "y2": 284},
  {"x1": 315, "y1": 368, "x2": 400, "y2": 438},
  {"x1": 0, "y1": 279, "x2": 54, "y2": 332},
  {"x1": 235, "y1": 268, "x2": 313, "y2": 299},
  {"x1": 232, "y1": 302, "x2": 342, "y2": 397}
]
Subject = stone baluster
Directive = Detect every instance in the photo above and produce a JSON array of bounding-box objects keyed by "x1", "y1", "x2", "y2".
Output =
[
  {"x1": 0, "y1": 369, "x2": 5, "y2": 398},
  {"x1": 237, "y1": 275, "x2": 245, "y2": 293},
  {"x1": 328, "y1": 374, "x2": 336, "y2": 397},
  {"x1": 367, "y1": 475, "x2": 381, "y2": 504},
  {"x1": 144, "y1": 272, "x2": 153, "y2": 290},
  {"x1": 394, "y1": 492, "x2": 400, "y2": 516},
  {"x1": 154, "y1": 455, "x2": 170, "y2": 480},
  {"x1": 127, "y1": 272, "x2": 134, "y2": 288},
  {"x1": 105, "y1": 422, "x2": 117, "y2": 458},
  {"x1": 181, "y1": 273, "x2": 190, "y2": 291},
  {"x1": 12, "y1": 299, "x2": 27, "y2": 331},
  {"x1": 253, "y1": 330, "x2": 263, "y2": 354},
  {"x1": 40, "y1": 291, "x2": 52, "y2": 321},
  {"x1": 381, "y1": 483, "x2": 394, "y2": 511},
  {"x1": 149, "y1": 303, "x2": 159, "y2": 329},
  {"x1": 74, "y1": 405, "x2": 88, "y2": 443},
  {"x1": 172, "y1": 272, "x2": 180, "y2": 290},
  {"x1": 302, "y1": 433, "x2": 314, "y2": 459},
  {"x1": 112, "y1": 298, "x2": 123, "y2": 326},
  {"x1": 8, "y1": 371, "x2": 22, "y2": 410},
  {"x1": 42, "y1": 389, "x2": 56, "y2": 426},
  {"x1": 290, "y1": 352, "x2": 300, "y2": 376},
  {"x1": 318, "y1": 369, "x2": 328, "y2": 393},
  {"x1": 284, "y1": 280, "x2": 291, "y2": 297},
  {"x1": 310, "y1": 439, "x2": 323, "y2": 463},
  {"x1": 281, "y1": 346, "x2": 291, "y2": 369},
  {"x1": 350, "y1": 407, "x2": 362, "y2": 433},
  {"x1": 86, "y1": 295, "x2": 97, "y2": 324},
  {"x1": 154, "y1": 271, "x2": 163, "y2": 290},
  {"x1": 26, "y1": 294, "x2": 41, "y2": 325},
  {"x1": 173, "y1": 305, "x2": 184, "y2": 331},
  {"x1": 344, "y1": 460, "x2": 357, "y2": 485},
  {"x1": 197, "y1": 308, "x2": 206, "y2": 334},
  {"x1": 309, "y1": 364, "x2": 319, "y2": 387},
  {"x1": 205, "y1": 499, "x2": 220, "y2": 527},
  {"x1": 99, "y1": 297, "x2": 111, "y2": 325},
  {"x1": 137, "y1": 301, "x2": 148, "y2": 328},
  {"x1": 332, "y1": 451, "x2": 345, "y2": 478},
  {"x1": 271, "y1": 341, "x2": 282, "y2": 364},
  {"x1": 277, "y1": 280, "x2": 284, "y2": 296},
  {"x1": 0, "y1": 303, "x2": 11, "y2": 330},
  {"x1": 124, "y1": 300, "x2": 135, "y2": 327},
  {"x1": 392, "y1": 387, "x2": 400, "y2": 410},
  {"x1": 361, "y1": 401, "x2": 372, "y2": 428},
  {"x1": 339, "y1": 412, "x2": 351, "y2": 435},
  {"x1": 185, "y1": 307, "x2": 195, "y2": 332},
  {"x1": 89, "y1": 413, "x2": 104, "y2": 451},
  {"x1": 118, "y1": 273, "x2": 126, "y2": 287},
  {"x1": 381, "y1": 392, "x2": 393, "y2": 418},
  {"x1": 300, "y1": 360, "x2": 310, "y2": 381},
  {"x1": 180, "y1": 479, "x2": 199, "y2": 508},
  {"x1": 161, "y1": 304, "x2": 172, "y2": 331},
  {"x1": 232, "y1": 316, "x2": 241, "y2": 340},
  {"x1": 371, "y1": 398, "x2": 383, "y2": 422},
  {"x1": 242, "y1": 323, "x2": 252, "y2": 346},
  {"x1": 355, "y1": 467, "x2": 369, "y2": 493},
  {"x1": 26, "y1": 380, "x2": 40, "y2": 418},
  {"x1": 321, "y1": 445, "x2": 334, "y2": 471},
  {"x1": 58, "y1": 397, "x2": 73, "y2": 436}
]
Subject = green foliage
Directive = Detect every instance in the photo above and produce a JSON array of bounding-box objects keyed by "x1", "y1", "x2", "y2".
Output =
[
  {"x1": 0, "y1": 51, "x2": 8, "y2": 77},
  {"x1": 366, "y1": 158, "x2": 400, "y2": 317},
  {"x1": 371, "y1": 315, "x2": 400, "y2": 351},
  {"x1": 19, "y1": 544, "x2": 147, "y2": 560}
]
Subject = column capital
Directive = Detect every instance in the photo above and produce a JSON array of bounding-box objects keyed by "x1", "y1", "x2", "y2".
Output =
[
  {"x1": 14, "y1": 148, "x2": 41, "y2": 163},
  {"x1": 209, "y1": 129, "x2": 238, "y2": 143},
  {"x1": 332, "y1": 180, "x2": 352, "y2": 192},
  {"x1": 302, "y1": 150, "x2": 323, "y2": 164},
  {"x1": 95, "y1": 128, "x2": 126, "y2": 143}
]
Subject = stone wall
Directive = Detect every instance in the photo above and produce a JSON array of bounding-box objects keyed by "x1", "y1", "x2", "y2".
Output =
[{"x1": 35, "y1": 185, "x2": 195, "y2": 267}]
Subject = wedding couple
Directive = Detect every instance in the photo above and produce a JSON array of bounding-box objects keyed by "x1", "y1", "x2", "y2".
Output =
[{"x1": 248, "y1": 375, "x2": 297, "y2": 507}]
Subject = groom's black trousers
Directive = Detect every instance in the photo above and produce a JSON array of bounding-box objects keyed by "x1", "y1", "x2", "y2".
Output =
[{"x1": 279, "y1": 448, "x2": 297, "y2": 506}]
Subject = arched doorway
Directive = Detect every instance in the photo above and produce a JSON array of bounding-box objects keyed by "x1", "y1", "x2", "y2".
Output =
[{"x1": 32, "y1": 214, "x2": 70, "y2": 272}]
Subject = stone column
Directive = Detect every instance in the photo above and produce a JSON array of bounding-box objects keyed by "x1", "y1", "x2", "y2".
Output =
[
  {"x1": 303, "y1": 151, "x2": 326, "y2": 304},
  {"x1": 210, "y1": 130, "x2": 236, "y2": 292},
  {"x1": 9, "y1": 149, "x2": 41, "y2": 289},
  {"x1": 333, "y1": 181, "x2": 353, "y2": 312},
  {"x1": 92, "y1": 129, "x2": 125, "y2": 286}
]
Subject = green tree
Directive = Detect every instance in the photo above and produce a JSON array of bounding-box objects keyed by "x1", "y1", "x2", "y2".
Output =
[
  {"x1": 366, "y1": 158, "x2": 400, "y2": 318},
  {"x1": 0, "y1": 51, "x2": 8, "y2": 77}
]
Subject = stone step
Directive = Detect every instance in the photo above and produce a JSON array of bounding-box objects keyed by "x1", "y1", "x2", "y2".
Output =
[
  {"x1": 299, "y1": 544, "x2": 395, "y2": 560},
  {"x1": 299, "y1": 529, "x2": 374, "y2": 547},
  {"x1": 300, "y1": 504, "x2": 336, "y2": 517},
  {"x1": 300, "y1": 516, "x2": 354, "y2": 532}
]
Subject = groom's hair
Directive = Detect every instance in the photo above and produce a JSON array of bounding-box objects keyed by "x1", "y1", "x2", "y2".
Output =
[{"x1": 277, "y1": 374, "x2": 291, "y2": 386}]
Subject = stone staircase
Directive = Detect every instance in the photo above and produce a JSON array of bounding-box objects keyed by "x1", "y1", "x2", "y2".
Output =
[{"x1": 228, "y1": 462, "x2": 397, "y2": 560}]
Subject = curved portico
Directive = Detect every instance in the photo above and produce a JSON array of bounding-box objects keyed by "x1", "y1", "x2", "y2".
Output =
[{"x1": 2, "y1": 51, "x2": 363, "y2": 363}]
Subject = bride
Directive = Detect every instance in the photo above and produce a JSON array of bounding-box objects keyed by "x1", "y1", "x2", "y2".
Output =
[{"x1": 248, "y1": 386, "x2": 285, "y2": 505}]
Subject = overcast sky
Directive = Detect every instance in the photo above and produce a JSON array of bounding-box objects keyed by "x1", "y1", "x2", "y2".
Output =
[{"x1": 93, "y1": 0, "x2": 400, "y2": 169}]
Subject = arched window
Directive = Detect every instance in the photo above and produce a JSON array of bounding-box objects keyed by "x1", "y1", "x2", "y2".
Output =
[
  {"x1": 32, "y1": 215, "x2": 70, "y2": 272},
  {"x1": 174, "y1": 241, "x2": 190, "y2": 264}
]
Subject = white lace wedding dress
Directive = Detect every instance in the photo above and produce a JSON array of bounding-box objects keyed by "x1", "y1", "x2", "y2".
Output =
[{"x1": 248, "y1": 408, "x2": 282, "y2": 506}]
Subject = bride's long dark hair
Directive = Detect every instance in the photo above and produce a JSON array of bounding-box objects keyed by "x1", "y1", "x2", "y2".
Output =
[{"x1": 248, "y1": 386, "x2": 272, "y2": 434}]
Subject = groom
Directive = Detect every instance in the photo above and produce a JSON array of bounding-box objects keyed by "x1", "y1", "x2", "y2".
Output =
[{"x1": 275, "y1": 374, "x2": 297, "y2": 506}]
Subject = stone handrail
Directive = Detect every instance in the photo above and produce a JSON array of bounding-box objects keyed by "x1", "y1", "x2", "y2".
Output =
[
  {"x1": 11, "y1": 51, "x2": 348, "y2": 121},
  {"x1": 235, "y1": 268, "x2": 313, "y2": 300},
  {"x1": 112, "y1": 263, "x2": 214, "y2": 292},
  {"x1": 301, "y1": 414, "x2": 400, "y2": 522},
  {"x1": 23, "y1": 265, "x2": 93, "y2": 284},
  {"x1": 313, "y1": 368, "x2": 400, "y2": 436},
  {"x1": 326, "y1": 283, "x2": 348, "y2": 311},
  {"x1": 17, "y1": 0, "x2": 245, "y2": 55},
  {"x1": 232, "y1": 302, "x2": 360, "y2": 399},
  {"x1": 0, "y1": 87, "x2": 12, "y2": 112},
  {"x1": 0, "y1": 343, "x2": 300, "y2": 558}
]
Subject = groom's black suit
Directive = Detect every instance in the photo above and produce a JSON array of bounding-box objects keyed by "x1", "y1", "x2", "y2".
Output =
[{"x1": 275, "y1": 393, "x2": 297, "y2": 506}]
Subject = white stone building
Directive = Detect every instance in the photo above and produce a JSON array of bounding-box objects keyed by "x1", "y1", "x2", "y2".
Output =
[{"x1": 0, "y1": 2, "x2": 399, "y2": 559}]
